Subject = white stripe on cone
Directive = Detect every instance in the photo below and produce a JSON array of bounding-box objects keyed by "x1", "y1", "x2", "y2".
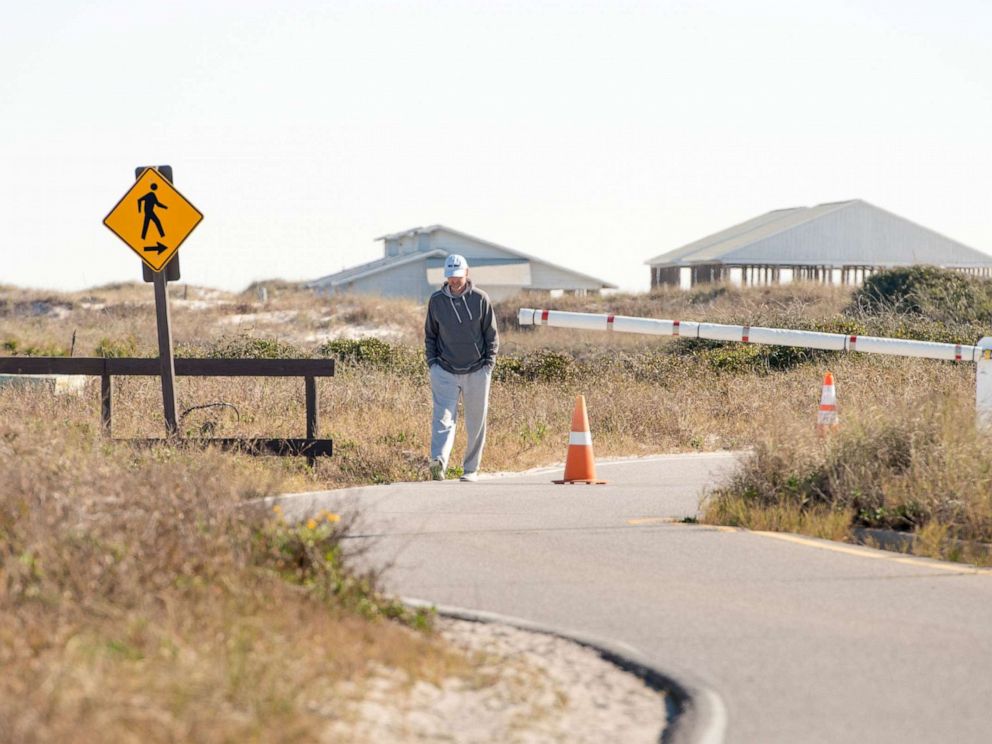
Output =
[
  {"x1": 818, "y1": 377, "x2": 838, "y2": 426},
  {"x1": 569, "y1": 431, "x2": 593, "y2": 446}
]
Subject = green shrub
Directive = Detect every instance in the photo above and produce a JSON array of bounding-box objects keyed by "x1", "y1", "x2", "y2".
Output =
[
  {"x1": 806, "y1": 317, "x2": 867, "y2": 336},
  {"x1": 859, "y1": 315, "x2": 987, "y2": 345},
  {"x1": 492, "y1": 355, "x2": 524, "y2": 382},
  {"x1": 850, "y1": 266, "x2": 992, "y2": 324},
  {"x1": 687, "y1": 285, "x2": 732, "y2": 305},
  {"x1": 517, "y1": 421, "x2": 549, "y2": 447},
  {"x1": 494, "y1": 349, "x2": 576, "y2": 383},
  {"x1": 319, "y1": 337, "x2": 423, "y2": 376},
  {"x1": 251, "y1": 510, "x2": 427, "y2": 624},
  {"x1": 321, "y1": 337, "x2": 394, "y2": 366},
  {"x1": 522, "y1": 349, "x2": 575, "y2": 383},
  {"x1": 95, "y1": 336, "x2": 139, "y2": 358},
  {"x1": 673, "y1": 337, "x2": 828, "y2": 374},
  {"x1": 28, "y1": 343, "x2": 69, "y2": 357},
  {"x1": 190, "y1": 333, "x2": 310, "y2": 359},
  {"x1": 0, "y1": 337, "x2": 70, "y2": 357},
  {"x1": 705, "y1": 399, "x2": 992, "y2": 541}
]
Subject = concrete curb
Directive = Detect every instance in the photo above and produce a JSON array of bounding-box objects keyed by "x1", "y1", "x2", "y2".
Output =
[
  {"x1": 404, "y1": 598, "x2": 727, "y2": 744},
  {"x1": 852, "y1": 526, "x2": 992, "y2": 561}
]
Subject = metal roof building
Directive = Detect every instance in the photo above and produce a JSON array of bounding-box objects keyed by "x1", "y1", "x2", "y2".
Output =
[
  {"x1": 308, "y1": 225, "x2": 616, "y2": 302},
  {"x1": 646, "y1": 200, "x2": 992, "y2": 288}
]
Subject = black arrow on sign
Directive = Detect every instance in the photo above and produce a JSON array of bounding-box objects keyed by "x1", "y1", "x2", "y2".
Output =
[{"x1": 143, "y1": 242, "x2": 169, "y2": 254}]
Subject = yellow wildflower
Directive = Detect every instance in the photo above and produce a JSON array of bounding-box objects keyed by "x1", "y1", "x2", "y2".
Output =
[{"x1": 306, "y1": 518, "x2": 318, "y2": 530}]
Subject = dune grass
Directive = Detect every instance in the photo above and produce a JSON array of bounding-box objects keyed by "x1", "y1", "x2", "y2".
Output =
[
  {"x1": 3, "y1": 272, "x2": 992, "y2": 740},
  {"x1": 702, "y1": 388, "x2": 992, "y2": 564},
  {"x1": 0, "y1": 415, "x2": 464, "y2": 743},
  {"x1": 3, "y1": 277, "x2": 987, "y2": 505}
]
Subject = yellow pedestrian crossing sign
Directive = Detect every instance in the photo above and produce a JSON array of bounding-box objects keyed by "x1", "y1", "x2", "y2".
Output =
[{"x1": 103, "y1": 167, "x2": 203, "y2": 272}]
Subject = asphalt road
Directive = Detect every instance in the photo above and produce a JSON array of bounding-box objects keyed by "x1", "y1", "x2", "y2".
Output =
[{"x1": 274, "y1": 453, "x2": 992, "y2": 743}]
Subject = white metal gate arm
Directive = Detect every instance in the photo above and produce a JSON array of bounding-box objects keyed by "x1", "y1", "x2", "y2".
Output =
[{"x1": 517, "y1": 308, "x2": 979, "y2": 363}]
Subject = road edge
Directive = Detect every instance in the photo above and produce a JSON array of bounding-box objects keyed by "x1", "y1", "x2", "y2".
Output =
[{"x1": 404, "y1": 597, "x2": 727, "y2": 744}]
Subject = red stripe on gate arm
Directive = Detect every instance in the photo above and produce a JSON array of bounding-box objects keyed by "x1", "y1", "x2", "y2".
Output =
[
  {"x1": 742, "y1": 325, "x2": 750, "y2": 343},
  {"x1": 606, "y1": 314, "x2": 615, "y2": 330},
  {"x1": 849, "y1": 335, "x2": 858, "y2": 350},
  {"x1": 955, "y1": 344, "x2": 962, "y2": 362},
  {"x1": 541, "y1": 309, "x2": 549, "y2": 324},
  {"x1": 673, "y1": 320, "x2": 680, "y2": 337}
]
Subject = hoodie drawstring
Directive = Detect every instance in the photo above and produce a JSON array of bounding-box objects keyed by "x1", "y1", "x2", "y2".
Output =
[{"x1": 445, "y1": 284, "x2": 473, "y2": 323}]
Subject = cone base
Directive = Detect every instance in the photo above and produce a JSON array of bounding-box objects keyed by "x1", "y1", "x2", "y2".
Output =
[{"x1": 552, "y1": 479, "x2": 608, "y2": 485}]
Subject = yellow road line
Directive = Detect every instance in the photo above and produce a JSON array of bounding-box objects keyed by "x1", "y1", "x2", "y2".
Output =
[
  {"x1": 625, "y1": 518, "x2": 990, "y2": 573},
  {"x1": 751, "y1": 530, "x2": 992, "y2": 575},
  {"x1": 626, "y1": 517, "x2": 677, "y2": 526}
]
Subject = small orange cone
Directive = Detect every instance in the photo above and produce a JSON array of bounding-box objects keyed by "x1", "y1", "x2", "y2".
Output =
[
  {"x1": 553, "y1": 395, "x2": 607, "y2": 484},
  {"x1": 816, "y1": 371, "x2": 839, "y2": 434}
]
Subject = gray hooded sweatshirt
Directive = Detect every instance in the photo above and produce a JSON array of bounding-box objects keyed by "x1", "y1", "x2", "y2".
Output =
[{"x1": 424, "y1": 281, "x2": 499, "y2": 374}]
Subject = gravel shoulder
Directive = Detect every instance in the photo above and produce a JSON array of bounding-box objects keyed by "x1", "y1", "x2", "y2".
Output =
[{"x1": 329, "y1": 618, "x2": 666, "y2": 743}]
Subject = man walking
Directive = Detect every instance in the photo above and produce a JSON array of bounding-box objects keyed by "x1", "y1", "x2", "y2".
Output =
[{"x1": 425, "y1": 254, "x2": 499, "y2": 482}]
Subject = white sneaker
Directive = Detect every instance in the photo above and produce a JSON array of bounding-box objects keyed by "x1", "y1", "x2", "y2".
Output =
[
  {"x1": 429, "y1": 458, "x2": 445, "y2": 481},
  {"x1": 459, "y1": 471, "x2": 479, "y2": 482}
]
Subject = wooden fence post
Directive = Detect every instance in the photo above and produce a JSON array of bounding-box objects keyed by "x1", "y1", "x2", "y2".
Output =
[
  {"x1": 305, "y1": 375, "x2": 318, "y2": 467},
  {"x1": 101, "y1": 373, "x2": 113, "y2": 436}
]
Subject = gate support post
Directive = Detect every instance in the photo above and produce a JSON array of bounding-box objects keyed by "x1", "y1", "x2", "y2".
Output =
[{"x1": 977, "y1": 337, "x2": 992, "y2": 425}]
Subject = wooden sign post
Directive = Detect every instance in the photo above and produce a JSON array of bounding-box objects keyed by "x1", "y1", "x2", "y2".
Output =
[
  {"x1": 152, "y1": 257, "x2": 180, "y2": 436},
  {"x1": 103, "y1": 165, "x2": 204, "y2": 437}
]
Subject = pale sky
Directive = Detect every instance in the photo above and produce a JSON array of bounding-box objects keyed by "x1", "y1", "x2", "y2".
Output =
[{"x1": 2, "y1": 0, "x2": 990, "y2": 294}]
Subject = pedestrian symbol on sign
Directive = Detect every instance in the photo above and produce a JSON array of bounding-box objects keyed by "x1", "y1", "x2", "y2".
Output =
[{"x1": 138, "y1": 182, "x2": 168, "y2": 239}]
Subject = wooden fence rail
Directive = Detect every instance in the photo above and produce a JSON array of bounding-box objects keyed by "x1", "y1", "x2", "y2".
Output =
[{"x1": 0, "y1": 357, "x2": 335, "y2": 464}]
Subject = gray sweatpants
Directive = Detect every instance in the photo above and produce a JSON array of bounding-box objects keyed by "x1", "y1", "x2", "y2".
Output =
[{"x1": 429, "y1": 364, "x2": 492, "y2": 475}]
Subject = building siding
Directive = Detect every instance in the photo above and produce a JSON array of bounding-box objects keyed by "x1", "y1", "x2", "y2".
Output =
[
  {"x1": 427, "y1": 230, "x2": 509, "y2": 260},
  {"x1": 529, "y1": 261, "x2": 604, "y2": 290},
  {"x1": 316, "y1": 225, "x2": 615, "y2": 301},
  {"x1": 335, "y1": 260, "x2": 432, "y2": 299}
]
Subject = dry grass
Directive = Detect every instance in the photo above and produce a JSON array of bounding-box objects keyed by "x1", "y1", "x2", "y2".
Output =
[
  {"x1": 0, "y1": 282, "x2": 425, "y2": 359},
  {"x1": 1, "y1": 281, "x2": 856, "y2": 488},
  {"x1": 2, "y1": 279, "x2": 985, "y2": 495},
  {"x1": 0, "y1": 283, "x2": 461, "y2": 740},
  {"x1": 504, "y1": 280, "x2": 992, "y2": 564},
  {"x1": 4, "y1": 275, "x2": 992, "y2": 741},
  {"x1": 700, "y1": 377, "x2": 992, "y2": 563},
  {"x1": 708, "y1": 500, "x2": 854, "y2": 542},
  {"x1": 0, "y1": 416, "x2": 476, "y2": 743}
]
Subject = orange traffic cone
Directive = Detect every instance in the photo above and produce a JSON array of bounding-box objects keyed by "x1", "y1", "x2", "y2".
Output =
[
  {"x1": 553, "y1": 395, "x2": 607, "y2": 484},
  {"x1": 816, "y1": 371, "x2": 839, "y2": 434}
]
